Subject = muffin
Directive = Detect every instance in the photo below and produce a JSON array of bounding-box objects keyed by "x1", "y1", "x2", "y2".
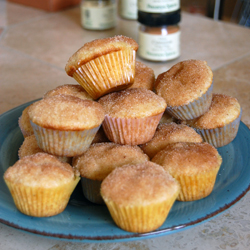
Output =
[
  {"x1": 159, "y1": 111, "x2": 175, "y2": 124},
  {"x1": 141, "y1": 123, "x2": 203, "y2": 159},
  {"x1": 98, "y1": 88, "x2": 167, "y2": 145},
  {"x1": 28, "y1": 95, "x2": 105, "y2": 157},
  {"x1": 18, "y1": 134, "x2": 72, "y2": 164},
  {"x1": 65, "y1": 35, "x2": 139, "y2": 100},
  {"x1": 91, "y1": 126, "x2": 110, "y2": 144},
  {"x1": 3, "y1": 153, "x2": 80, "y2": 217},
  {"x1": 155, "y1": 60, "x2": 213, "y2": 120},
  {"x1": 44, "y1": 84, "x2": 93, "y2": 100},
  {"x1": 18, "y1": 104, "x2": 35, "y2": 138},
  {"x1": 152, "y1": 142, "x2": 222, "y2": 201},
  {"x1": 184, "y1": 94, "x2": 242, "y2": 147},
  {"x1": 100, "y1": 161, "x2": 180, "y2": 233},
  {"x1": 129, "y1": 61, "x2": 155, "y2": 90},
  {"x1": 73, "y1": 142, "x2": 149, "y2": 204}
]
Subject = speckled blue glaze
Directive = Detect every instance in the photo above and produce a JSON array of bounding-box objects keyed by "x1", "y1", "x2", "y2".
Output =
[{"x1": 0, "y1": 100, "x2": 250, "y2": 243}]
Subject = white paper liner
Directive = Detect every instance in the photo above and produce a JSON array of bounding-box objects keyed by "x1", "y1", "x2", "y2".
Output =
[
  {"x1": 81, "y1": 177, "x2": 104, "y2": 204},
  {"x1": 193, "y1": 110, "x2": 242, "y2": 148},
  {"x1": 31, "y1": 121, "x2": 100, "y2": 157},
  {"x1": 73, "y1": 49, "x2": 136, "y2": 99},
  {"x1": 102, "y1": 113, "x2": 163, "y2": 145},
  {"x1": 166, "y1": 82, "x2": 213, "y2": 120}
]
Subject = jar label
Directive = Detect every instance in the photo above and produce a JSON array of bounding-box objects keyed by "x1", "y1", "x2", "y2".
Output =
[
  {"x1": 120, "y1": 0, "x2": 137, "y2": 19},
  {"x1": 138, "y1": 0, "x2": 180, "y2": 13},
  {"x1": 81, "y1": 4, "x2": 116, "y2": 30},
  {"x1": 138, "y1": 30, "x2": 181, "y2": 61}
]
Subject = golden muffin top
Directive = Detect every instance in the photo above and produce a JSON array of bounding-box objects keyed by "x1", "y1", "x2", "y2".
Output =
[
  {"x1": 141, "y1": 123, "x2": 203, "y2": 159},
  {"x1": 73, "y1": 142, "x2": 149, "y2": 181},
  {"x1": 185, "y1": 94, "x2": 241, "y2": 129},
  {"x1": 44, "y1": 84, "x2": 93, "y2": 100},
  {"x1": 65, "y1": 35, "x2": 139, "y2": 77},
  {"x1": 4, "y1": 153, "x2": 79, "y2": 188},
  {"x1": 152, "y1": 142, "x2": 222, "y2": 176},
  {"x1": 129, "y1": 61, "x2": 155, "y2": 90},
  {"x1": 28, "y1": 95, "x2": 105, "y2": 130},
  {"x1": 155, "y1": 60, "x2": 213, "y2": 107},
  {"x1": 98, "y1": 88, "x2": 167, "y2": 118},
  {"x1": 18, "y1": 104, "x2": 35, "y2": 138},
  {"x1": 100, "y1": 161, "x2": 180, "y2": 206}
]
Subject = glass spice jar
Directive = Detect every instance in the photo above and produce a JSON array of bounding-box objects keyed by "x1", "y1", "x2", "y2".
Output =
[
  {"x1": 119, "y1": 0, "x2": 138, "y2": 20},
  {"x1": 81, "y1": 0, "x2": 117, "y2": 30}
]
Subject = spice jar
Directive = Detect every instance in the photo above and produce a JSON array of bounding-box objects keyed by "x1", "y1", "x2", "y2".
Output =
[
  {"x1": 138, "y1": 10, "x2": 181, "y2": 62},
  {"x1": 119, "y1": 0, "x2": 137, "y2": 20},
  {"x1": 81, "y1": 0, "x2": 117, "y2": 30}
]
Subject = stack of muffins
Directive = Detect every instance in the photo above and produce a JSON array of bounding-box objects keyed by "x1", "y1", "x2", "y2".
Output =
[{"x1": 3, "y1": 35, "x2": 242, "y2": 234}]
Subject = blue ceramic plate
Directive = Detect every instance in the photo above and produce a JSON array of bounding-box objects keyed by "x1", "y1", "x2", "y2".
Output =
[{"x1": 1, "y1": 100, "x2": 250, "y2": 243}]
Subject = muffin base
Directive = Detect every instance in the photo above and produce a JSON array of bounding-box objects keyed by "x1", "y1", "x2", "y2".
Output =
[
  {"x1": 166, "y1": 82, "x2": 213, "y2": 120},
  {"x1": 31, "y1": 121, "x2": 100, "y2": 157},
  {"x1": 73, "y1": 49, "x2": 136, "y2": 100},
  {"x1": 102, "y1": 113, "x2": 163, "y2": 145}
]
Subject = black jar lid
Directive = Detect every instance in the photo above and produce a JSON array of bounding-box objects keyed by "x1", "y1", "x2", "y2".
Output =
[{"x1": 138, "y1": 9, "x2": 181, "y2": 26}]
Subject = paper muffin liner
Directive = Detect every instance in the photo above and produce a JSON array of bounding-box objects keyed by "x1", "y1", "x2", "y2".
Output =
[
  {"x1": 31, "y1": 121, "x2": 100, "y2": 157},
  {"x1": 81, "y1": 177, "x2": 104, "y2": 205},
  {"x1": 4, "y1": 177, "x2": 80, "y2": 217},
  {"x1": 102, "y1": 113, "x2": 163, "y2": 145},
  {"x1": 73, "y1": 49, "x2": 136, "y2": 100},
  {"x1": 102, "y1": 194, "x2": 178, "y2": 233},
  {"x1": 166, "y1": 82, "x2": 213, "y2": 120},
  {"x1": 193, "y1": 110, "x2": 242, "y2": 148},
  {"x1": 173, "y1": 167, "x2": 220, "y2": 201}
]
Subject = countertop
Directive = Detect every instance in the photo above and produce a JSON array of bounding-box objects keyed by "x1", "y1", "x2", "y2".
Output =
[{"x1": 1, "y1": 1, "x2": 250, "y2": 249}]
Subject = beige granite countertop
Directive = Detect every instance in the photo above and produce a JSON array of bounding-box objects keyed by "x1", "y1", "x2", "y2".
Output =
[{"x1": 1, "y1": 1, "x2": 250, "y2": 249}]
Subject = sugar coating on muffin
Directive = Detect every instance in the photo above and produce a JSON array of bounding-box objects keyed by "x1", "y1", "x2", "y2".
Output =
[
  {"x1": 186, "y1": 93, "x2": 241, "y2": 129},
  {"x1": 141, "y1": 123, "x2": 203, "y2": 159},
  {"x1": 129, "y1": 61, "x2": 155, "y2": 90},
  {"x1": 4, "y1": 153, "x2": 79, "y2": 188},
  {"x1": 74, "y1": 142, "x2": 149, "y2": 181},
  {"x1": 155, "y1": 59, "x2": 213, "y2": 107},
  {"x1": 28, "y1": 95, "x2": 105, "y2": 130},
  {"x1": 101, "y1": 161, "x2": 179, "y2": 206},
  {"x1": 44, "y1": 84, "x2": 93, "y2": 100},
  {"x1": 98, "y1": 88, "x2": 167, "y2": 118},
  {"x1": 65, "y1": 35, "x2": 139, "y2": 77},
  {"x1": 18, "y1": 104, "x2": 34, "y2": 138}
]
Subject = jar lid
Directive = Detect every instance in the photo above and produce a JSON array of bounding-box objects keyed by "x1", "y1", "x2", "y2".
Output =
[{"x1": 138, "y1": 9, "x2": 181, "y2": 26}]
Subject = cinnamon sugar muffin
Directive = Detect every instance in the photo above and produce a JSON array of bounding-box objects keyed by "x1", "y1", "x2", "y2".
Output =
[
  {"x1": 155, "y1": 60, "x2": 213, "y2": 120},
  {"x1": 18, "y1": 134, "x2": 72, "y2": 164},
  {"x1": 18, "y1": 104, "x2": 35, "y2": 138},
  {"x1": 141, "y1": 123, "x2": 203, "y2": 159},
  {"x1": 73, "y1": 142, "x2": 149, "y2": 204},
  {"x1": 98, "y1": 88, "x2": 167, "y2": 145},
  {"x1": 100, "y1": 161, "x2": 180, "y2": 233},
  {"x1": 129, "y1": 61, "x2": 155, "y2": 90},
  {"x1": 44, "y1": 84, "x2": 93, "y2": 100},
  {"x1": 4, "y1": 153, "x2": 80, "y2": 217},
  {"x1": 159, "y1": 110, "x2": 175, "y2": 124},
  {"x1": 65, "y1": 35, "x2": 138, "y2": 100},
  {"x1": 185, "y1": 93, "x2": 242, "y2": 147},
  {"x1": 152, "y1": 142, "x2": 222, "y2": 201},
  {"x1": 28, "y1": 95, "x2": 105, "y2": 157}
]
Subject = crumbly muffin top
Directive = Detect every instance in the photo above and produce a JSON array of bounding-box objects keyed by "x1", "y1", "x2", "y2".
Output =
[
  {"x1": 155, "y1": 60, "x2": 213, "y2": 107},
  {"x1": 100, "y1": 161, "x2": 179, "y2": 206},
  {"x1": 28, "y1": 95, "x2": 105, "y2": 130},
  {"x1": 18, "y1": 134, "x2": 43, "y2": 159},
  {"x1": 98, "y1": 88, "x2": 167, "y2": 118},
  {"x1": 4, "y1": 153, "x2": 79, "y2": 188},
  {"x1": 129, "y1": 61, "x2": 155, "y2": 90},
  {"x1": 185, "y1": 94, "x2": 241, "y2": 129},
  {"x1": 18, "y1": 104, "x2": 35, "y2": 137},
  {"x1": 152, "y1": 142, "x2": 222, "y2": 176},
  {"x1": 74, "y1": 142, "x2": 149, "y2": 181},
  {"x1": 141, "y1": 123, "x2": 203, "y2": 159},
  {"x1": 44, "y1": 84, "x2": 93, "y2": 100},
  {"x1": 65, "y1": 35, "x2": 139, "y2": 76}
]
